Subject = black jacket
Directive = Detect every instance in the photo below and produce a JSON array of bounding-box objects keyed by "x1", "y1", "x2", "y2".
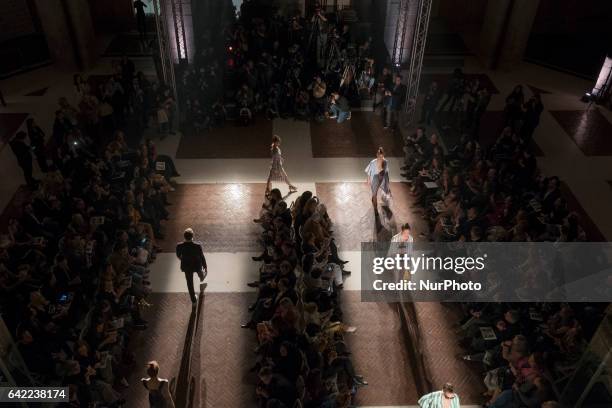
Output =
[
  {"x1": 176, "y1": 241, "x2": 207, "y2": 272},
  {"x1": 10, "y1": 140, "x2": 32, "y2": 166},
  {"x1": 390, "y1": 83, "x2": 407, "y2": 110}
]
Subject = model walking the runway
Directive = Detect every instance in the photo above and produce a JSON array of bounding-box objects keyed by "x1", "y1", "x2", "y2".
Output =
[
  {"x1": 365, "y1": 146, "x2": 392, "y2": 211},
  {"x1": 266, "y1": 135, "x2": 297, "y2": 194}
]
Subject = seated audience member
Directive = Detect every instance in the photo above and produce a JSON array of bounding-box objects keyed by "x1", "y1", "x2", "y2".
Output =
[{"x1": 0, "y1": 57, "x2": 176, "y2": 406}]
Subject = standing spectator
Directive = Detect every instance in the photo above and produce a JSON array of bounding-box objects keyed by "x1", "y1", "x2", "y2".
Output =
[
  {"x1": 437, "y1": 68, "x2": 465, "y2": 113},
  {"x1": 308, "y1": 75, "x2": 327, "y2": 120},
  {"x1": 521, "y1": 94, "x2": 544, "y2": 141},
  {"x1": 157, "y1": 102, "x2": 169, "y2": 139},
  {"x1": 9, "y1": 132, "x2": 37, "y2": 188},
  {"x1": 73, "y1": 74, "x2": 89, "y2": 100},
  {"x1": 473, "y1": 87, "x2": 491, "y2": 139},
  {"x1": 384, "y1": 75, "x2": 407, "y2": 129},
  {"x1": 26, "y1": 118, "x2": 49, "y2": 173},
  {"x1": 120, "y1": 55, "x2": 136, "y2": 92},
  {"x1": 374, "y1": 67, "x2": 393, "y2": 109},
  {"x1": 53, "y1": 110, "x2": 73, "y2": 147},
  {"x1": 134, "y1": 0, "x2": 148, "y2": 39},
  {"x1": 420, "y1": 81, "x2": 439, "y2": 126}
]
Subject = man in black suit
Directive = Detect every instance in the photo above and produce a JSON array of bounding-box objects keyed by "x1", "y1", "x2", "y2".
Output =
[
  {"x1": 176, "y1": 228, "x2": 207, "y2": 305},
  {"x1": 9, "y1": 131, "x2": 37, "y2": 188}
]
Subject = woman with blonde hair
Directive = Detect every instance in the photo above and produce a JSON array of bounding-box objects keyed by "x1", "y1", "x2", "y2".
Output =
[
  {"x1": 266, "y1": 135, "x2": 297, "y2": 194},
  {"x1": 142, "y1": 360, "x2": 175, "y2": 407}
]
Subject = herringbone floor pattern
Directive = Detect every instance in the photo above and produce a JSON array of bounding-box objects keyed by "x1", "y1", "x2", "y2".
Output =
[
  {"x1": 310, "y1": 111, "x2": 404, "y2": 157},
  {"x1": 125, "y1": 293, "x2": 193, "y2": 408},
  {"x1": 316, "y1": 182, "x2": 429, "y2": 250},
  {"x1": 199, "y1": 292, "x2": 257, "y2": 407},
  {"x1": 414, "y1": 303, "x2": 484, "y2": 404},
  {"x1": 159, "y1": 183, "x2": 267, "y2": 253},
  {"x1": 342, "y1": 291, "x2": 419, "y2": 405}
]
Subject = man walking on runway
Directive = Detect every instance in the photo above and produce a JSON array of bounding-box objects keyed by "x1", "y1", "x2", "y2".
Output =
[{"x1": 176, "y1": 228, "x2": 207, "y2": 305}]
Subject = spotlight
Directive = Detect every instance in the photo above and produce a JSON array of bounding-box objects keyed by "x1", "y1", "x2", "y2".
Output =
[
  {"x1": 228, "y1": 46, "x2": 233, "y2": 52},
  {"x1": 592, "y1": 55, "x2": 612, "y2": 99},
  {"x1": 580, "y1": 92, "x2": 592, "y2": 103}
]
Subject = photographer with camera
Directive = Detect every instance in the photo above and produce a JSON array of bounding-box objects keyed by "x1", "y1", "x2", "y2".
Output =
[{"x1": 328, "y1": 92, "x2": 351, "y2": 123}]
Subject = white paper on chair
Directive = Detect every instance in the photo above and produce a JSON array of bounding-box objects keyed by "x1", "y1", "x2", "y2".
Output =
[
  {"x1": 480, "y1": 326, "x2": 497, "y2": 341},
  {"x1": 433, "y1": 201, "x2": 446, "y2": 212},
  {"x1": 110, "y1": 318, "x2": 124, "y2": 329},
  {"x1": 155, "y1": 161, "x2": 166, "y2": 171},
  {"x1": 529, "y1": 311, "x2": 543, "y2": 321},
  {"x1": 424, "y1": 181, "x2": 438, "y2": 189}
]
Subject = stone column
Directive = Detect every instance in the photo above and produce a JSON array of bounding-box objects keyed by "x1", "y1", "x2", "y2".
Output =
[
  {"x1": 33, "y1": 0, "x2": 96, "y2": 70},
  {"x1": 498, "y1": 0, "x2": 540, "y2": 68},
  {"x1": 479, "y1": 0, "x2": 540, "y2": 69},
  {"x1": 34, "y1": 0, "x2": 78, "y2": 69},
  {"x1": 64, "y1": 0, "x2": 97, "y2": 69}
]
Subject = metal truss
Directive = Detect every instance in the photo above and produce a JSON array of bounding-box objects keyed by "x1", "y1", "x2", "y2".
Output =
[
  {"x1": 404, "y1": 0, "x2": 432, "y2": 123},
  {"x1": 153, "y1": 0, "x2": 177, "y2": 98},
  {"x1": 170, "y1": 0, "x2": 188, "y2": 62},
  {"x1": 391, "y1": 0, "x2": 410, "y2": 66}
]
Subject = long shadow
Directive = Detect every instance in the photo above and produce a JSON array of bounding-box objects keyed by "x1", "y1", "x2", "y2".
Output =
[
  {"x1": 174, "y1": 283, "x2": 206, "y2": 407},
  {"x1": 374, "y1": 203, "x2": 397, "y2": 241}
]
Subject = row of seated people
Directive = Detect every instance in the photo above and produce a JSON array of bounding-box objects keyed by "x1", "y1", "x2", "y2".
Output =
[
  {"x1": 1, "y1": 88, "x2": 178, "y2": 406},
  {"x1": 457, "y1": 303, "x2": 606, "y2": 407},
  {"x1": 403, "y1": 81, "x2": 602, "y2": 407},
  {"x1": 181, "y1": 2, "x2": 376, "y2": 131},
  {"x1": 401, "y1": 130, "x2": 584, "y2": 244},
  {"x1": 242, "y1": 189, "x2": 365, "y2": 408}
]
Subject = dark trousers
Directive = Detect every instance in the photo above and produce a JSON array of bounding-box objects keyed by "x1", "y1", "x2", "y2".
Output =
[
  {"x1": 384, "y1": 107, "x2": 399, "y2": 128},
  {"x1": 34, "y1": 151, "x2": 48, "y2": 173},
  {"x1": 19, "y1": 160, "x2": 35, "y2": 186},
  {"x1": 137, "y1": 13, "x2": 146, "y2": 35},
  {"x1": 419, "y1": 104, "x2": 435, "y2": 125},
  {"x1": 184, "y1": 270, "x2": 204, "y2": 302}
]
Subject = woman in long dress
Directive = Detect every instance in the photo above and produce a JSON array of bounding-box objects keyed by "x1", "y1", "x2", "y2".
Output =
[
  {"x1": 266, "y1": 135, "x2": 297, "y2": 194},
  {"x1": 141, "y1": 361, "x2": 175, "y2": 408},
  {"x1": 365, "y1": 146, "x2": 392, "y2": 211}
]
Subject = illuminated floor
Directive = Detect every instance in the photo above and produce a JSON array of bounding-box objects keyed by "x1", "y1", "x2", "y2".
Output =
[{"x1": 2, "y1": 53, "x2": 612, "y2": 406}]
